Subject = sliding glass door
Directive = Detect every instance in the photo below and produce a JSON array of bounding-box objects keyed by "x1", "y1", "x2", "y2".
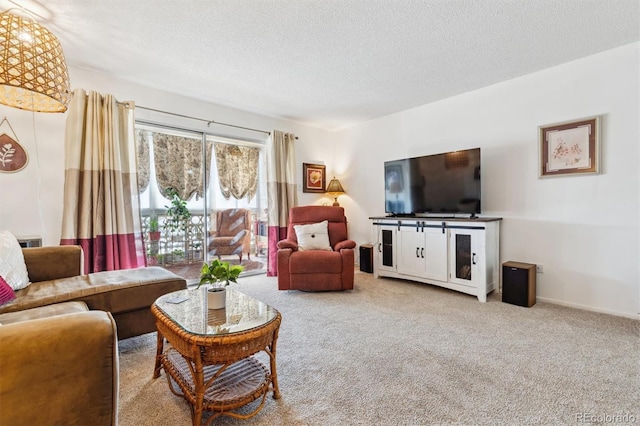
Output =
[{"x1": 135, "y1": 123, "x2": 267, "y2": 280}]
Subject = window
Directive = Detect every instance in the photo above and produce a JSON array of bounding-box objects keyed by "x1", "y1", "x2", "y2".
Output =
[{"x1": 135, "y1": 122, "x2": 267, "y2": 272}]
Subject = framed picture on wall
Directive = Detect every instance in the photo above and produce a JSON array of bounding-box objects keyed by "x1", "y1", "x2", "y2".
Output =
[
  {"x1": 539, "y1": 116, "x2": 601, "y2": 178},
  {"x1": 302, "y1": 163, "x2": 326, "y2": 193}
]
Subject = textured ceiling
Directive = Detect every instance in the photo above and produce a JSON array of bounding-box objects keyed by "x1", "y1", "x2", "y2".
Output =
[{"x1": 8, "y1": 0, "x2": 640, "y2": 130}]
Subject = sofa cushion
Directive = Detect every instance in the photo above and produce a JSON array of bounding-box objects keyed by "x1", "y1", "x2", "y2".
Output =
[
  {"x1": 208, "y1": 234, "x2": 245, "y2": 249},
  {"x1": 294, "y1": 220, "x2": 332, "y2": 251},
  {"x1": 0, "y1": 276, "x2": 16, "y2": 306},
  {"x1": 0, "y1": 266, "x2": 185, "y2": 315},
  {"x1": 0, "y1": 230, "x2": 30, "y2": 291},
  {"x1": 0, "y1": 301, "x2": 88, "y2": 325},
  {"x1": 290, "y1": 250, "x2": 342, "y2": 274}
]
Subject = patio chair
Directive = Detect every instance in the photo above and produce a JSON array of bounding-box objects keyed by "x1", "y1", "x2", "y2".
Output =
[{"x1": 208, "y1": 209, "x2": 251, "y2": 262}]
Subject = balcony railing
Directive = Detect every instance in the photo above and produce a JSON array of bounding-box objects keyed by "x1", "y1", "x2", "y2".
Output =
[
  {"x1": 142, "y1": 213, "x2": 205, "y2": 266},
  {"x1": 141, "y1": 210, "x2": 267, "y2": 266}
]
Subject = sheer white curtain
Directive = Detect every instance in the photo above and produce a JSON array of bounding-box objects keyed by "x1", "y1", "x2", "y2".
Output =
[{"x1": 266, "y1": 130, "x2": 297, "y2": 276}]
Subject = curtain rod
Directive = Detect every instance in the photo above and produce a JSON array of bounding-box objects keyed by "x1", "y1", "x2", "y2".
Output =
[
  {"x1": 134, "y1": 105, "x2": 275, "y2": 136},
  {"x1": 114, "y1": 102, "x2": 298, "y2": 140}
]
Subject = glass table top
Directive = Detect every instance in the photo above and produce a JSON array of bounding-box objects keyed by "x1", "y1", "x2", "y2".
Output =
[{"x1": 154, "y1": 287, "x2": 278, "y2": 336}]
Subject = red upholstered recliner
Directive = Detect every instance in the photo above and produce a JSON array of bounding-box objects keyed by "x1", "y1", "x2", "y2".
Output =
[{"x1": 277, "y1": 206, "x2": 356, "y2": 291}]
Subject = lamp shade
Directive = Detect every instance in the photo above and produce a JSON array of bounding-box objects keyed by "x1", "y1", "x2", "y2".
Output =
[
  {"x1": 326, "y1": 177, "x2": 345, "y2": 206},
  {"x1": 326, "y1": 177, "x2": 345, "y2": 195},
  {"x1": 0, "y1": 12, "x2": 70, "y2": 112}
]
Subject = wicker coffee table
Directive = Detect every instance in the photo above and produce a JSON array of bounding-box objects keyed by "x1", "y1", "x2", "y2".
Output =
[{"x1": 151, "y1": 288, "x2": 281, "y2": 425}]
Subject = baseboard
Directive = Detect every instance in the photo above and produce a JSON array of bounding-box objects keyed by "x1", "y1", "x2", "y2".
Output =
[{"x1": 536, "y1": 296, "x2": 639, "y2": 320}]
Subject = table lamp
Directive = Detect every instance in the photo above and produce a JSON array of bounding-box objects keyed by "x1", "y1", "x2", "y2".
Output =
[{"x1": 326, "y1": 177, "x2": 345, "y2": 206}]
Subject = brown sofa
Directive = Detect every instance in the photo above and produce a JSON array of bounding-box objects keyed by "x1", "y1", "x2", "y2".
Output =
[
  {"x1": 0, "y1": 301, "x2": 118, "y2": 425},
  {"x1": 0, "y1": 245, "x2": 187, "y2": 339}
]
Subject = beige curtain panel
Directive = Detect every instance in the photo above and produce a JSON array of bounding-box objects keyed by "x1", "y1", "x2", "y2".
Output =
[
  {"x1": 60, "y1": 89, "x2": 145, "y2": 273},
  {"x1": 214, "y1": 143, "x2": 259, "y2": 201},
  {"x1": 266, "y1": 130, "x2": 298, "y2": 276}
]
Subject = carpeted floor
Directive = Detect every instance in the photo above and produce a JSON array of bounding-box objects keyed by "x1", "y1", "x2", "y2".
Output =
[{"x1": 118, "y1": 271, "x2": 639, "y2": 425}]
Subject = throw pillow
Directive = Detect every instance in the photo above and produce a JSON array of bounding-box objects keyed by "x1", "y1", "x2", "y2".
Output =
[
  {"x1": 0, "y1": 230, "x2": 30, "y2": 291},
  {"x1": 0, "y1": 275, "x2": 16, "y2": 306},
  {"x1": 293, "y1": 220, "x2": 332, "y2": 251}
]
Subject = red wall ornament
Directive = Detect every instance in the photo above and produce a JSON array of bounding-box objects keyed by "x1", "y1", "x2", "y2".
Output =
[
  {"x1": 0, "y1": 117, "x2": 28, "y2": 173},
  {"x1": 0, "y1": 133, "x2": 28, "y2": 173}
]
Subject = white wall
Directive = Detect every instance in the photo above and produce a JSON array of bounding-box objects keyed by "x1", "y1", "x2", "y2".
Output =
[
  {"x1": 0, "y1": 66, "x2": 334, "y2": 246},
  {"x1": 337, "y1": 43, "x2": 640, "y2": 318},
  {"x1": 1, "y1": 43, "x2": 637, "y2": 318}
]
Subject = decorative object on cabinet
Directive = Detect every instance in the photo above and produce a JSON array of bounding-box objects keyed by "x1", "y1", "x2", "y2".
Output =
[
  {"x1": 0, "y1": 117, "x2": 28, "y2": 173},
  {"x1": 302, "y1": 163, "x2": 326, "y2": 193},
  {"x1": 539, "y1": 116, "x2": 600, "y2": 178},
  {"x1": 326, "y1": 177, "x2": 346, "y2": 206},
  {"x1": 0, "y1": 11, "x2": 70, "y2": 112}
]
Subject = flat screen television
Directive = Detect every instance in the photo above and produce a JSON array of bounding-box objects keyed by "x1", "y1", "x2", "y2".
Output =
[{"x1": 384, "y1": 148, "x2": 481, "y2": 216}]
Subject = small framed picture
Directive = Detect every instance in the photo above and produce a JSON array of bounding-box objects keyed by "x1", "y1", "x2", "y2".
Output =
[
  {"x1": 539, "y1": 116, "x2": 600, "y2": 178},
  {"x1": 302, "y1": 163, "x2": 326, "y2": 193}
]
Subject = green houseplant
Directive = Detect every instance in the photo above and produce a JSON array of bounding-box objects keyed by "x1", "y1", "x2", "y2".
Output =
[
  {"x1": 148, "y1": 217, "x2": 161, "y2": 241},
  {"x1": 198, "y1": 259, "x2": 243, "y2": 310},
  {"x1": 198, "y1": 259, "x2": 243, "y2": 289},
  {"x1": 163, "y1": 188, "x2": 191, "y2": 235}
]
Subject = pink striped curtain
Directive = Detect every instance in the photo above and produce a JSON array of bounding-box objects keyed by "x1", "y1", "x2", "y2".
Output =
[
  {"x1": 60, "y1": 89, "x2": 145, "y2": 274},
  {"x1": 266, "y1": 130, "x2": 298, "y2": 276}
]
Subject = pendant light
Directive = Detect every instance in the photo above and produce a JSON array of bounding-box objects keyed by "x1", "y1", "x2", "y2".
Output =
[{"x1": 0, "y1": 10, "x2": 70, "y2": 112}]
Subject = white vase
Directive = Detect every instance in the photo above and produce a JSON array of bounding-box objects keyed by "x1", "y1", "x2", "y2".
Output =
[{"x1": 206, "y1": 287, "x2": 226, "y2": 310}]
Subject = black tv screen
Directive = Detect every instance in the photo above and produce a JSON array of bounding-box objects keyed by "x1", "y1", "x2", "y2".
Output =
[{"x1": 384, "y1": 148, "x2": 481, "y2": 216}]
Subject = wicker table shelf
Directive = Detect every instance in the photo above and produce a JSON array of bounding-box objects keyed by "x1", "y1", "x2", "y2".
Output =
[{"x1": 152, "y1": 288, "x2": 281, "y2": 425}]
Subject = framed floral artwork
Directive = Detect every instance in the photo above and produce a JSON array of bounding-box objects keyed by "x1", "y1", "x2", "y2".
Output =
[
  {"x1": 302, "y1": 163, "x2": 326, "y2": 193},
  {"x1": 539, "y1": 116, "x2": 600, "y2": 178}
]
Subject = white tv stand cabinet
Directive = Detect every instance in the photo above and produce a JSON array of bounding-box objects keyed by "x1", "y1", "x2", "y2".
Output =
[{"x1": 370, "y1": 216, "x2": 501, "y2": 302}]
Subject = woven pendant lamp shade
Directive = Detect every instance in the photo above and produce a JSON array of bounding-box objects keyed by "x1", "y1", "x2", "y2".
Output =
[{"x1": 0, "y1": 12, "x2": 70, "y2": 112}]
